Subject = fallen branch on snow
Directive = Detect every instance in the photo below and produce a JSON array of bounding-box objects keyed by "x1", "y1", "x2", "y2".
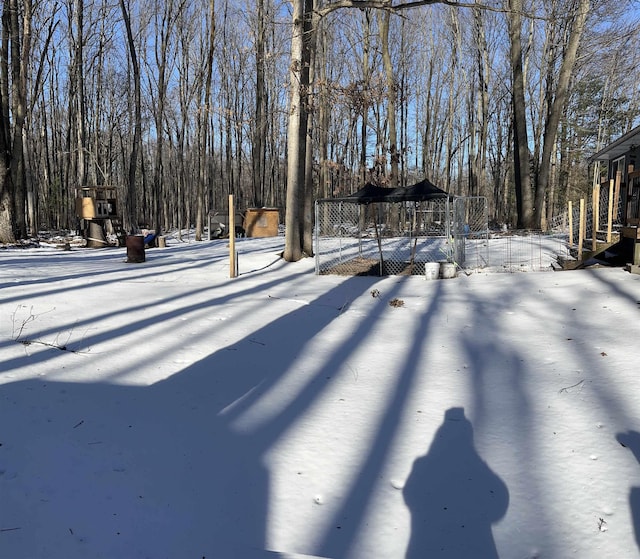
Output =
[{"x1": 558, "y1": 379, "x2": 585, "y2": 394}]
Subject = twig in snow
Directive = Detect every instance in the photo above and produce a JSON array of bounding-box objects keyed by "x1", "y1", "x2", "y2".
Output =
[
  {"x1": 558, "y1": 379, "x2": 585, "y2": 394},
  {"x1": 249, "y1": 338, "x2": 265, "y2": 346},
  {"x1": 268, "y1": 294, "x2": 309, "y2": 305},
  {"x1": 17, "y1": 339, "x2": 85, "y2": 353},
  {"x1": 12, "y1": 306, "x2": 89, "y2": 353},
  {"x1": 11, "y1": 305, "x2": 38, "y2": 340}
]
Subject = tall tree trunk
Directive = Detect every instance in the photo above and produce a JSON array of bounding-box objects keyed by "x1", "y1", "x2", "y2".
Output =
[
  {"x1": 283, "y1": 0, "x2": 307, "y2": 261},
  {"x1": 317, "y1": 22, "x2": 329, "y2": 199},
  {"x1": 151, "y1": 0, "x2": 178, "y2": 238},
  {"x1": 378, "y1": 10, "x2": 398, "y2": 188},
  {"x1": 445, "y1": 8, "x2": 460, "y2": 193},
  {"x1": 0, "y1": 7, "x2": 13, "y2": 244},
  {"x1": 472, "y1": 4, "x2": 489, "y2": 198},
  {"x1": 196, "y1": 0, "x2": 215, "y2": 241},
  {"x1": 507, "y1": 0, "x2": 535, "y2": 228},
  {"x1": 421, "y1": 56, "x2": 435, "y2": 177},
  {"x1": 8, "y1": 0, "x2": 31, "y2": 239},
  {"x1": 0, "y1": 163, "x2": 12, "y2": 242},
  {"x1": 534, "y1": 0, "x2": 590, "y2": 227},
  {"x1": 72, "y1": 0, "x2": 87, "y2": 189},
  {"x1": 120, "y1": 0, "x2": 141, "y2": 232},
  {"x1": 360, "y1": 10, "x2": 372, "y2": 183},
  {"x1": 0, "y1": 0, "x2": 31, "y2": 242},
  {"x1": 302, "y1": 0, "x2": 317, "y2": 256},
  {"x1": 252, "y1": 0, "x2": 266, "y2": 207}
]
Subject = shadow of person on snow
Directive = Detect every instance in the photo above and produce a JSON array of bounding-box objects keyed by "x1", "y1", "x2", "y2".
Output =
[
  {"x1": 403, "y1": 407, "x2": 509, "y2": 559},
  {"x1": 616, "y1": 430, "x2": 640, "y2": 550},
  {"x1": 0, "y1": 272, "x2": 388, "y2": 558}
]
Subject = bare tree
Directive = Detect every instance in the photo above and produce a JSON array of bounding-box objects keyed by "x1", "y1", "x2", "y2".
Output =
[
  {"x1": 506, "y1": 0, "x2": 534, "y2": 227},
  {"x1": 469, "y1": 3, "x2": 490, "y2": 198},
  {"x1": 283, "y1": 0, "x2": 308, "y2": 261},
  {"x1": 533, "y1": 0, "x2": 590, "y2": 227},
  {"x1": 195, "y1": 0, "x2": 215, "y2": 241},
  {"x1": 120, "y1": 0, "x2": 142, "y2": 232},
  {"x1": 252, "y1": 0, "x2": 267, "y2": 207},
  {"x1": 378, "y1": 9, "x2": 399, "y2": 188},
  {"x1": 0, "y1": 0, "x2": 32, "y2": 243},
  {"x1": 0, "y1": 0, "x2": 634, "y2": 247},
  {"x1": 148, "y1": 0, "x2": 183, "y2": 238},
  {"x1": 0, "y1": 1, "x2": 13, "y2": 242},
  {"x1": 69, "y1": 0, "x2": 87, "y2": 190}
]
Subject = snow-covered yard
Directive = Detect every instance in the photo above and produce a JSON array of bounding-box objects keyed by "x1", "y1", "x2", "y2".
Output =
[{"x1": 1, "y1": 235, "x2": 640, "y2": 558}]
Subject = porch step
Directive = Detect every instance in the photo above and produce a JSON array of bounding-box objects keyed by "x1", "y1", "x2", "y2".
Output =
[{"x1": 563, "y1": 238, "x2": 621, "y2": 270}]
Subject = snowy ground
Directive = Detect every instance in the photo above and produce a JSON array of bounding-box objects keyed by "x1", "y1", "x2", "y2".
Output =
[{"x1": 1, "y1": 235, "x2": 640, "y2": 559}]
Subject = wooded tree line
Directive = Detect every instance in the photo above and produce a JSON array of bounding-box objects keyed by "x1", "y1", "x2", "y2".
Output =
[{"x1": 1, "y1": 0, "x2": 639, "y2": 258}]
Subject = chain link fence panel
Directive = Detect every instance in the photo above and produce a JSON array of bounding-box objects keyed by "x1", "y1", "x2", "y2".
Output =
[
  {"x1": 315, "y1": 198, "x2": 455, "y2": 276},
  {"x1": 314, "y1": 197, "x2": 486, "y2": 276},
  {"x1": 315, "y1": 196, "x2": 572, "y2": 275}
]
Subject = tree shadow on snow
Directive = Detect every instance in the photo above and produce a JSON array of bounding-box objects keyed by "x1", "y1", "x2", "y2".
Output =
[
  {"x1": 403, "y1": 407, "x2": 509, "y2": 559},
  {"x1": 314, "y1": 278, "x2": 446, "y2": 559},
  {"x1": 616, "y1": 430, "x2": 640, "y2": 551},
  {"x1": 0, "y1": 269, "x2": 408, "y2": 558}
]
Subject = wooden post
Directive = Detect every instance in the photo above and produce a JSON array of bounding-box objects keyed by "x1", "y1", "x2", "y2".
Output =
[
  {"x1": 592, "y1": 182, "x2": 599, "y2": 251},
  {"x1": 578, "y1": 198, "x2": 585, "y2": 260},
  {"x1": 613, "y1": 170, "x2": 622, "y2": 222},
  {"x1": 606, "y1": 179, "x2": 614, "y2": 243},
  {"x1": 568, "y1": 200, "x2": 573, "y2": 247},
  {"x1": 229, "y1": 194, "x2": 237, "y2": 278}
]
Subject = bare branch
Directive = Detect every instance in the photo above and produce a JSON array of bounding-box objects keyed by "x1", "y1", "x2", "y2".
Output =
[{"x1": 316, "y1": 0, "x2": 541, "y2": 19}]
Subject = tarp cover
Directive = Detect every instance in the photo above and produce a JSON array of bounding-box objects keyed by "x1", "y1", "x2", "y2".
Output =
[
  {"x1": 340, "y1": 183, "x2": 394, "y2": 204},
  {"x1": 339, "y1": 179, "x2": 449, "y2": 204}
]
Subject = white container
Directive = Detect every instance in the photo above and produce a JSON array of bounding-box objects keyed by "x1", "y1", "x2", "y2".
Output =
[
  {"x1": 440, "y1": 262, "x2": 456, "y2": 279},
  {"x1": 425, "y1": 262, "x2": 440, "y2": 280}
]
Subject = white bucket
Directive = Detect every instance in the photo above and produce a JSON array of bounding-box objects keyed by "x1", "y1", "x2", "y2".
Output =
[
  {"x1": 425, "y1": 262, "x2": 440, "y2": 280},
  {"x1": 440, "y1": 262, "x2": 457, "y2": 279}
]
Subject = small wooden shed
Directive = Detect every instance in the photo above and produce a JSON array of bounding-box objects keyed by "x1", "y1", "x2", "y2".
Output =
[{"x1": 243, "y1": 208, "x2": 280, "y2": 237}]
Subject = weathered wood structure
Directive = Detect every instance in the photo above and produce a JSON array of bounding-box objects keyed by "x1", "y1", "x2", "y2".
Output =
[
  {"x1": 75, "y1": 187, "x2": 125, "y2": 247},
  {"x1": 587, "y1": 126, "x2": 640, "y2": 272},
  {"x1": 243, "y1": 208, "x2": 280, "y2": 237}
]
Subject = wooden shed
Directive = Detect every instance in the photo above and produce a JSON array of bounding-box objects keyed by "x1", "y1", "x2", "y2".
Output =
[{"x1": 243, "y1": 208, "x2": 280, "y2": 237}]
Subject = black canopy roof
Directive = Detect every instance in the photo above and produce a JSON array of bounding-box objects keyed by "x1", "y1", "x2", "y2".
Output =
[
  {"x1": 340, "y1": 183, "x2": 394, "y2": 204},
  {"x1": 336, "y1": 179, "x2": 449, "y2": 204},
  {"x1": 386, "y1": 179, "x2": 449, "y2": 202}
]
